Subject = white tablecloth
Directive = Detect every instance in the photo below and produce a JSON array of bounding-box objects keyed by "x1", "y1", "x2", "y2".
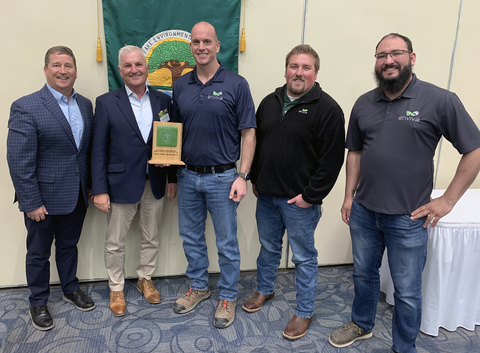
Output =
[{"x1": 380, "y1": 189, "x2": 480, "y2": 336}]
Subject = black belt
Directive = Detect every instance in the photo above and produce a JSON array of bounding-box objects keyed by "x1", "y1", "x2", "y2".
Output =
[{"x1": 187, "y1": 163, "x2": 236, "y2": 174}]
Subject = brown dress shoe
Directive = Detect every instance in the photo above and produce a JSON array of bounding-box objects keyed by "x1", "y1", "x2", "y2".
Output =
[
  {"x1": 282, "y1": 315, "x2": 314, "y2": 340},
  {"x1": 242, "y1": 292, "x2": 275, "y2": 313},
  {"x1": 137, "y1": 278, "x2": 161, "y2": 304},
  {"x1": 110, "y1": 290, "x2": 126, "y2": 317}
]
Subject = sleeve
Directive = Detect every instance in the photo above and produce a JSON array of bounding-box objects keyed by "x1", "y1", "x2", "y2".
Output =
[
  {"x1": 345, "y1": 99, "x2": 365, "y2": 152},
  {"x1": 171, "y1": 85, "x2": 182, "y2": 124},
  {"x1": 81, "y1": 96, "x2": 94, "y2": 190},
  {"x1": 90, "y1": 97, "x2": 111, "y2": 195},
  {"x1": 302, "y1": 103, "x2": 346, "y2": 204},
  {"x1": 6, "y1": 99, "x2": 43, "y2": 212},
  {"x1": 249, "y1": 98, "x2": 265, "y2": 185},
  {"x1": 235, "y1": 78, "x2": 257, "y2": 130},
  {"x1": 164, "y1": 96, "x2": 178, "y2": 183},
  {"x1": 438, "y1": 92, "x2": 480, "y2": 155}
]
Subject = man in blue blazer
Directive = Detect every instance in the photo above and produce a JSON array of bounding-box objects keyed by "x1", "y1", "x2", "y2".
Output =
[
  {"x1": 91, "y1": 45, "x2": 177, "y2": 316},
  {"x1": 7, "y1": 46, "x2": 95, "y2": 331}
]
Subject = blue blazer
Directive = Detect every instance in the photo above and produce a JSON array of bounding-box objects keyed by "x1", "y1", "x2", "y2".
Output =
[
  {"x1": 91, "y1": 87, "x2": 176, "y2": 204},
  {"x1": 7, "y1": 85, "x2": 93, "y2": 215}
]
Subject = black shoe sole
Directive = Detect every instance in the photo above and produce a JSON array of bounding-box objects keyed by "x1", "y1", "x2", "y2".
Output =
[
  {"x1": 63, "y1": 295, "x2": 96, "y2": 311},
  {"x1": 29, "y1": 311, "x2": 54, "y2": 331}
]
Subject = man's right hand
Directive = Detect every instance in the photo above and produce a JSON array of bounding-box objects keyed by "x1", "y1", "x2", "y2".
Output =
[
  {"x1": 26, "y1": 205, "x2": 48, "y2": 222},
  {"x1": 341, "y1": 198, "x2": 353, "y2": 225},
  {"x1": 94, "y1": 193, "x2": 110, "y2": 214}
]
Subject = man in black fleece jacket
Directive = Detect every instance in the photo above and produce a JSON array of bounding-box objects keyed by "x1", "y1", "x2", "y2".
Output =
[{"x1": 242, "y1": 44, "x2": 345, "y2": 340}]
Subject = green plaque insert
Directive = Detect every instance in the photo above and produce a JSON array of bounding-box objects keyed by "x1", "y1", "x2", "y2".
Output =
[{"x1": 156, "y1": 125, "x2": 178, "y2": 147}]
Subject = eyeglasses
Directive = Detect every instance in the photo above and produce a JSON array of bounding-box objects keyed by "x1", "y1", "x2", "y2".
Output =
[{"x1": 374, "y1": 50, "x2": 411, "y2": 61}]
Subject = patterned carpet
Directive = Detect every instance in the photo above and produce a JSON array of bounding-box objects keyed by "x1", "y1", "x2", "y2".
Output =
[{"x1": 1, "y1": 266, "x2": 479, "y2": 353}]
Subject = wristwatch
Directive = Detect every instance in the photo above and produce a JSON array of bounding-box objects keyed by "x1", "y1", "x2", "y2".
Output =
[{"x1": 238, "y1": 172, "x2": 250, "y2": 180}]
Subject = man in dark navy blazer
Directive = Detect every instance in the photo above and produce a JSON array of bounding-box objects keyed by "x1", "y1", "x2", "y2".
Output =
[
  {"x1": 7, "y1": 46, "x2": 95, "y2": 331},
  {"x1": 91, "y1": 45, "x2": 177, "y2": 317}
]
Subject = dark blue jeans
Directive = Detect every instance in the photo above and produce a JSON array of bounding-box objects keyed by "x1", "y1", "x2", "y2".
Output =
[
  {"x1": 255, "y1": 193, "x2": 321, "y2": 318},
  {"x1": 349, "y1": 200, "x2": 427, "y2": 353},
  {"x1": 177, "y1": 166, "x2": 240, "y2": 301}
]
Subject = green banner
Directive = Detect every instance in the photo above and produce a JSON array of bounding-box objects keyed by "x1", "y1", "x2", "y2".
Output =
[{"x1": 102, "y1": 0, "x2": 241, "y2": 92}]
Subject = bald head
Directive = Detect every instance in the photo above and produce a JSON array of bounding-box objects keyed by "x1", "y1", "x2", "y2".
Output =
[
  {"x1": 191, "y1": 21, "x2": 218, "y2": 42},
  {"x1": 190, "y1": 21, "x2": 220, "y2": 69}
]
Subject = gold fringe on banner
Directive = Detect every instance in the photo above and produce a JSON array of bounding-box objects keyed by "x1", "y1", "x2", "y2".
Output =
[
  {"x1": 96, "y1": 37, "x2": 103, "y2": 62},
  {"x1": 96, "y1": 0, "x2": 103, "y2": 62},
  {"x1": 240, "y1": 0, "x2": 246, "y2": 52}
]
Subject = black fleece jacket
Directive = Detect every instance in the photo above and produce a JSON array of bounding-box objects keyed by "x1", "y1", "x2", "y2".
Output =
[{"x1": 250, "y1": 83, "x2": 345, "y2": 205}]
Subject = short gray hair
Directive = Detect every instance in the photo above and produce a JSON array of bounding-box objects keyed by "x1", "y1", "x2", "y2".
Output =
[{"x1": 118, "y1": 45, "x2": 147, "y2": 67}]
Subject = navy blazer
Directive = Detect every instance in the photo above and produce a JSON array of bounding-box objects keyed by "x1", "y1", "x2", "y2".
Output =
[
  {"x1": 91, "y1": 86, "x2": 176, "y2": 204},
  {"x1": 7, "y1": 85, "x2": 93, "y2": 215}
]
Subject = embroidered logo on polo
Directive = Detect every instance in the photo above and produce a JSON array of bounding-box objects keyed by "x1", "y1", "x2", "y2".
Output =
[
  {"x1": 208, "y1": 91, "x2": 224, "y2": 100},
  {"x1": 398, "y1": 110, "x2": 420, "y2": 122},
  {"x1": 299, "y1": 108, "x2": 308, "y2": 114}
]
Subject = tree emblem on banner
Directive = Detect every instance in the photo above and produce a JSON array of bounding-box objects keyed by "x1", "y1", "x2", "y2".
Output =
[{"x1": 143, "y1": 30, "x2": 196, "y2": 91}]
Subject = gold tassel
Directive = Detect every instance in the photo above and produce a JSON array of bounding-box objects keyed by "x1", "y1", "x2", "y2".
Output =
[
  {"x1": 240, "y1": 28, "x2": 246, "y2": 52},
  {"x1": 96, "y1": 37, "x2": 103, "y2": 62}
]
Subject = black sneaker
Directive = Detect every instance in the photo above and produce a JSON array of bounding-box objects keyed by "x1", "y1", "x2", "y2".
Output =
[
  {"x1": 63, "y1": 288, "x2": 95, "y2": 311},
  {"x1": 30, "y1": 305, "x2": 54, "y2": 331}
]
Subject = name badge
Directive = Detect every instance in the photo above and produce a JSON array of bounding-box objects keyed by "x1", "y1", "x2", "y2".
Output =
[{"x1": 159, "y1": 109, "x2": 170, "y2": 122}]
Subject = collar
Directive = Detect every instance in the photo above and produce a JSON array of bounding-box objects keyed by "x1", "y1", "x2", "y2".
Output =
[
  {"x1": 46, "y1": 83, "x2": 77, "y2": 102},
  {"x1": 188, "y1": 62, "x2": 226, "y2": 85},
  {"x1": 125, "y1": 84, "x2": 149, "y2": 98}
]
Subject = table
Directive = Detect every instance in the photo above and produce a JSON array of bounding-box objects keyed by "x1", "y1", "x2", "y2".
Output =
[{"x1": 379, "y1": 189, "x2": 480, "y2": 336}]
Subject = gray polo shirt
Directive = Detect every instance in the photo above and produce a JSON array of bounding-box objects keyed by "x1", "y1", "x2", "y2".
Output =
[{"x1": 346, "y1": 74, "x2": 480, "y2": 214}]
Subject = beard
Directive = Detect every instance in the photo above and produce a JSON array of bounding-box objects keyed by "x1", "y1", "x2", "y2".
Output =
[
  {"x1": 287, "y1": 79, "x2": 308, "y2": 97},
  {"x1": 374, "y1": 61, "x2": 413, "y2": 94}
]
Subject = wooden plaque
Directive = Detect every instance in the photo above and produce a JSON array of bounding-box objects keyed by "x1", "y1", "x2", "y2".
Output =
[{"x1": 148, "y1": 121, "x2": 185, "y2": 165}]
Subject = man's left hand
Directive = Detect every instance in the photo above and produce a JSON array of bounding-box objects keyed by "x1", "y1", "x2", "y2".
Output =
[
  {"x1": 229, "y1": 177, "x2": 247, "y2": 202},
  {"x1": 167, "y1": 183, "x2": 177, "y2": 201},
  {"x1": 411, "y1": 196, "x2": 454, "y2": 228},
  {"x1": 287, "y1": 194, "x2": 312, "y2": 208}
]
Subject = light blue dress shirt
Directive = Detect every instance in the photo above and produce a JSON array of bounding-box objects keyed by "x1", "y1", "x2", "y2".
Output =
[
  {"x1": 46, "y1": 83, "x2": 84, "y2": 149},
  {"x1": 125, "y1": 85, "x2": 153, "y2": 144}
]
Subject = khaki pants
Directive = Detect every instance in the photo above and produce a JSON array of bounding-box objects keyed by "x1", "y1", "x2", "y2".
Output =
[{"x1": 105, "y1": 181, "x2": 164, "y2": 291}]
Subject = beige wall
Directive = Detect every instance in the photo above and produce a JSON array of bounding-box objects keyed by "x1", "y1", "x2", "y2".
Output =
[{"x1": 1, "y1": 0, "x2": 479, "y2": 287}]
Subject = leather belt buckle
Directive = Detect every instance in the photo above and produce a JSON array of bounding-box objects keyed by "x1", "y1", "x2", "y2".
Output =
[{"x1": 195, "y1": 166, "x2": 208, "y2": 174}]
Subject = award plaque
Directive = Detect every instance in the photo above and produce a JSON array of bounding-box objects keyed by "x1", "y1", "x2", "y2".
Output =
[{"x1": 148, "y1": 121, "x2": 185, "y2": 165}]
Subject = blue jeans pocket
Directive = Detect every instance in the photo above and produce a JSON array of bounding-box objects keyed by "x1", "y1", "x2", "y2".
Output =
[
  {"x1": 214, "y1": 168, "x2": 237, "y2": 183},
  {"x1": 176, "y1": 166, "x2": 187, "y2": 177}
]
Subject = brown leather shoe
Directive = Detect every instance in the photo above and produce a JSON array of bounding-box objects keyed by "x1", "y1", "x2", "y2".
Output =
[
  {"x1": 282, "y1": 315, "x2": 314, "y2": 340},
  {"x1": 137, "y1": 278, "x2": 161, "y2": 304},
  {"x1": 242, "y1": 292, "x2": 275, "y2": 313},
  {"x1": 109, "y1": 290, "x2": 126, "y2": 317}
]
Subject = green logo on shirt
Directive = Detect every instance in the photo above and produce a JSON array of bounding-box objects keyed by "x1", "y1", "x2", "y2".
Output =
[
  {"x1": 406, "y1": 110, "x2": 419, "y2": 117},
  {"x1": 208, "y1": 91, "x2": 224, "y2": 100}
]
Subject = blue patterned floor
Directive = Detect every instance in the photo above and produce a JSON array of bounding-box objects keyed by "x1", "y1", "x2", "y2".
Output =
[{"x1": 1, "y1": 266, "x2": 479, "y2": 352}]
